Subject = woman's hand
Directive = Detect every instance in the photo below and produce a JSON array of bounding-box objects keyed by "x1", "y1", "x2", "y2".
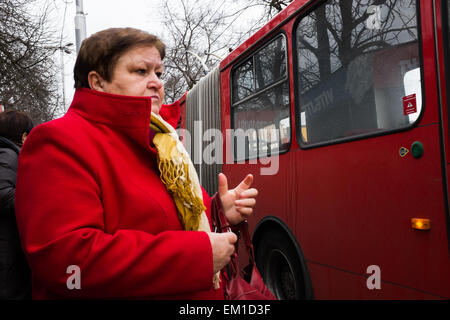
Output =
[
  {"x1": 218, "y1": 173, "x2": 258, "y2": 225},
  {"x1": 208, "y1": 232, "x2": 237, "y2": 273}
]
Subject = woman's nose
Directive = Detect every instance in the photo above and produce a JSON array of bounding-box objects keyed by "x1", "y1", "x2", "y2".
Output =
[{"x1": 147, "y1": 73, "x2": 163, "y2": 89}]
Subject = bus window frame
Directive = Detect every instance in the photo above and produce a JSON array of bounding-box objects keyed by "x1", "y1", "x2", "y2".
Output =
[
  {"x1": 292, "y1": 0, "x2": 426, "y2": 150},
  {"x1": 230, "y1": 31, "x2": 292, "y2": 162}
]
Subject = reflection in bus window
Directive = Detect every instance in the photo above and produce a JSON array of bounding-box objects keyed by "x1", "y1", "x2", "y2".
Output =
[
  {"x1": 279, "y1": 117, "x2": 290, "y2": 147},
  {"x1": 254, "y1": 37, "x2": 287, "y2": 90},
  {"x1": 232, "y1": 59, "x2": 255, "y2": 103},
  {"x1": 231, "y1": 35, "x2": 291, "y2": 160},
  {"x1": 403, "y1": 68, "x2": 422, "y2": 123},
  {"x1": 295, "y1": 0, "x2": 421, "y2": 146}
]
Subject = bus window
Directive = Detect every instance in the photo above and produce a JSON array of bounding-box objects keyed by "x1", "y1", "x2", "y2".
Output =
[
  {"x1": 231, "y1": 35, "x2": 291, "y2": 160},
  {"x1": 232, "y1": 59, "x2": 255, "y2": 103},
  {"x1": 279, "y1": 117, "x2": 290, "y2": 147},
  {"x1": 403, "y1": 68, "x2": 421, "y2": 123},
  {"x1": 295, "y1": 0, "x2": 421, "y2": 146}
]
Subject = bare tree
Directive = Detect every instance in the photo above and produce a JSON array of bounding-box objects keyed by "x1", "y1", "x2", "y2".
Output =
[
  {"x1": 159, "y1": 0, "x2": 288, "y2": 103},
  {"x1": 160, "y1": 0, "x2": 234, "y2": 102},
  {"x1": 295, "y1": 0, "x2": 420, "y2": 143},
  {"x1": 0, "y1": 0, "x2": 62, "y2": 124},
  {"x1": 297, "y1": 0, "x2": 418, "y2": 89}
]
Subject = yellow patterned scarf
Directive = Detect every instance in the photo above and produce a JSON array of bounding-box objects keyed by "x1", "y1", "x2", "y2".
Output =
[{"x1": 150, "y1": 112, "x2": 221, "y2": 289}]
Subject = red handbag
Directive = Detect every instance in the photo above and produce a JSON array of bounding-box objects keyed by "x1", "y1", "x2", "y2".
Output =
[{"x1": 211, "y1": 193, "x2": 277, "y2": 300}]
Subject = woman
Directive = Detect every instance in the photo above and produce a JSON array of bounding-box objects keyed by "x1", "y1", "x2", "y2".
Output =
[
  {"x1": 14, "y1": 28, "x2": 257, "y2": 299},
  {"x1": 0, "y1": 110, "x2": 33, "y2": 299}
]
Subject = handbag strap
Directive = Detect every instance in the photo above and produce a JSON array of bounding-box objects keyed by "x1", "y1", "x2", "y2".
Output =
[
  {"x1": 237, "y1": 220, "x2": 255, "y2": 265},
  {"x1": 211, "y1": 192, "x2": 231, "y2": 233},
  {"x1": 211, "y1": 193, "x2": 256, "y2": 276}
]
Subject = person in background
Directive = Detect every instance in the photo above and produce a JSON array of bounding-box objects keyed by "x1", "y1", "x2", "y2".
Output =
[
  {"x1": 14, "y1": 28, "x2": 258, "y2": 299},
  {"x1": 0, "y1": 110, "x2": 33, "y2": 300}
]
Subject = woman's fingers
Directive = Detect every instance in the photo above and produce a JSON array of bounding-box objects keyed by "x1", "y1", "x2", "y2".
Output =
[
  {"x1": 236, "y1": 206, "x2": 253, "y2": 216},
  {"x1": 234, "y1": 198, "x2": 256, "y2": 207},
  {"x1": 235, "y1": 174, "x2": 254, "y2": 192},
  {"x1": 218, "y1": 173, "x2": 229, "y2": 197},
  {"x1": 239, "y1": 188, "x2": 258, "y2": 198},
  {"x1": 209, "y1": 232, "x2": 238, "y2": 273},
  {"x1": 235, "y1": 188, "x2": 258, "y2": 218}
]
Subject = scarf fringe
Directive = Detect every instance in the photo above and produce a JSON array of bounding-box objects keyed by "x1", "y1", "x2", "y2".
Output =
[
  {"x1": 157, "y1": 159, "x2": 206, "y2": 231},
  {"x1": 151, "y1": 112, "x2": 221, "y2": 290}
]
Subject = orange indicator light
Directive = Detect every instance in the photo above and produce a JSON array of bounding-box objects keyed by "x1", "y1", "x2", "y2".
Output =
[{"x1": 411, "y1": 218, "x2": 431, "y2": 231}]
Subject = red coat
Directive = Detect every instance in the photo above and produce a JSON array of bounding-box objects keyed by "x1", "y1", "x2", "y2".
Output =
[{"x1": 15, "y1": 88, "x2": 223, "y2": 299}]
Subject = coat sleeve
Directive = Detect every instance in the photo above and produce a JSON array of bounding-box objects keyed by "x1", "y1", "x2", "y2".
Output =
[
  {"x1": 0, "y1": 148, "x2": 17, "y2": 216},
  {"x1": 15, "y1": 122, "x2": 215, "y2": 299}
]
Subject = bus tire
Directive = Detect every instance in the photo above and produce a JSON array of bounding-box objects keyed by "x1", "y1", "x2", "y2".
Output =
[{"x1": 255, "y1": 229, "x2": 305, "y2": 300}]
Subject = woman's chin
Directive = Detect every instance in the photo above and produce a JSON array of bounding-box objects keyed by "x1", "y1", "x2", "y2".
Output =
[{"x1": 151, "y1": 106, "x2": 161, "y2": 114}]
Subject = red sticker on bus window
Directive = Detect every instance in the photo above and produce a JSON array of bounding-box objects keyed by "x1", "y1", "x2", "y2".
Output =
[{"x1": 403, "y1": 94, "x2": 417, "y2": 115}]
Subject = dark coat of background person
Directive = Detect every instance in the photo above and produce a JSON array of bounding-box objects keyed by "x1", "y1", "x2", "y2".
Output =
[{"x1": 0, "y1": 112, "x2": 32, "y2": 300}]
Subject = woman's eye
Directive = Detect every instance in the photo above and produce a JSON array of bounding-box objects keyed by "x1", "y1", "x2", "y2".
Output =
[
  {"x1": 136, "y1": 69, "x2": 147, "y2": 75},
  {"x1": 156, "y1": 72, "x2": 163, "y2": 79}
]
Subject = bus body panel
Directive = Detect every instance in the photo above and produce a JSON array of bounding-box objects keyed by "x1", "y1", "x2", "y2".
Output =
[{"x1": 189, "y1": 0, "x2": 450, "y2": 299}]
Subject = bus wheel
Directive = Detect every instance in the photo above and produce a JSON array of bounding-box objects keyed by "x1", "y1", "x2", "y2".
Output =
[{"x1": 255, "y1": 230, "x2": 304, "y2": 300}]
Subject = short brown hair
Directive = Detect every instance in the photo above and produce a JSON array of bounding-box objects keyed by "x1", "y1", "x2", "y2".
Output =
[
  {"x1": 74, "y1": 28, "x2": 166, "y2": 89},
  {"x1": 0, "y1": 110, "x2": 34, "y2": 146}
]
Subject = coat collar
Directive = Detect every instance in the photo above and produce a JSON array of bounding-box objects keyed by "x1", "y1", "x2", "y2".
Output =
[
  {"x1": 0, "y1": 136, "x2": 20, "y2": 154},
  {"x1": 68, "y1": 88, "x2": 181, "y2": 130}
]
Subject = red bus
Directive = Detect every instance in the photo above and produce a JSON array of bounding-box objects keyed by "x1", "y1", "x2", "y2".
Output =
[{"x1": 179, "y1": 0, "x2": 450, "y2": 299}]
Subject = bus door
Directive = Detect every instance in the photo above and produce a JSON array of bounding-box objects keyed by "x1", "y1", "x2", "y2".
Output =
[{"x1": 294, "y1": 0, "x2": 450, "y2": 298}]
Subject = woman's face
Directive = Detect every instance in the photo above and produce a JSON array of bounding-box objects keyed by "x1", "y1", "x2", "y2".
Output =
[{"x1": 93, "y1": 45, "x2": 164, "y2": 114}]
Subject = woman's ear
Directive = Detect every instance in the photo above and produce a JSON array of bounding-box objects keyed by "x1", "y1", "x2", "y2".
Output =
[{"x1": 87, "y1": 71, "x2": 105, "y2": 92}]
